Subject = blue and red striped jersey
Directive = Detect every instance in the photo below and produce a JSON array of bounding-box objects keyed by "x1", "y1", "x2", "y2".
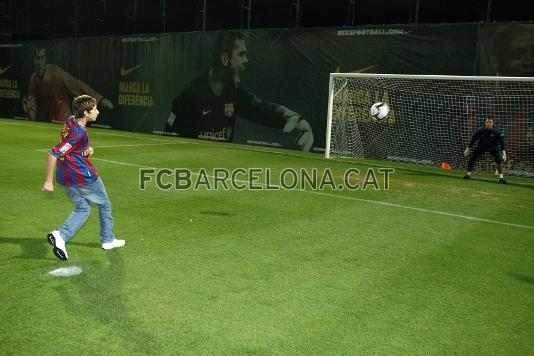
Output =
[{"x1": 50, "y1": 115, "x2": 98, "y2": 187}]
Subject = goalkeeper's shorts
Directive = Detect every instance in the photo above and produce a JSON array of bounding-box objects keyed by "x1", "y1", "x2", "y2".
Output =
[{"x1": 473, "y1": 148, "x2": 502, "y2": 164}]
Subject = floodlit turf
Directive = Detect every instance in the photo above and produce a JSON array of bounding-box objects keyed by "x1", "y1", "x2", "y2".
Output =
[{"x1": 1, "y1": 118, "x2": 533, "y2": 354}]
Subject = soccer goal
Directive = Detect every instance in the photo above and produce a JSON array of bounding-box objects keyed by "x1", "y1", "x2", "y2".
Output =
[{"x1": 325, "y1": 73, "x2": 534, "y2": 177}]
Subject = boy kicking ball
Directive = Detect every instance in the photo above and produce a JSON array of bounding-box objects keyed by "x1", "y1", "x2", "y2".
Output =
[{"x1": 42, "y1": 95, "x2": 125, "y2": 260}]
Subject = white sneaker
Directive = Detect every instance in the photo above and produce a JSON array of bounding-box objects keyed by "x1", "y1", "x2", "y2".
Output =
[
  {"x1": 48, "y1": 230, "x2": 68, "y2": 260},
  {"x1": 102, "y1": 239, "x2": 126, "y2": 250}
]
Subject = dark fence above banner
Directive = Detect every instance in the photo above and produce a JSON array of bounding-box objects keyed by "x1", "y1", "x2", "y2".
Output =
[{"x1": 2, "y1": 0, "x2": 534, "y2": 42}]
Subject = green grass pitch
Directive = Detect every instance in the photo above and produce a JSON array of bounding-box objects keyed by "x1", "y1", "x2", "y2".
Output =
[{"x1": 1, "y1": 118, "x2": 533, "y2": 354}]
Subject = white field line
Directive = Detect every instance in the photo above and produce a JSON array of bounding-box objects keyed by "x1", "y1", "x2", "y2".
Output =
[
  {"x1": 21, "y1": 120, "x2": 534, "y2": 223},
  {"x1": 92, "y1": 142, "x2": 185, "y2": 148},
  {"x1": 34, "y1": 142, "x2": 186, "y2": 153},
  {"x1": 14, "y1": 120, "x2": 534, "y2": 185},
  {"x1": 5, "y1": 119, "x2": 534, "y2": 182},
  {"x1": 6, "y1": 119, "x2": 306, "y2": 156},
  {"x1": 89, "y1": 156, "x2": 534, "y2": 231},
  {"x1": 94, "y1": 131, "x2": 181, "y2": 143},
  {"x1": 307, "y1": 191, "x2": 534, "y2": 230},
  {"x1": 11, "y1": 120, "x2": 534, "y2": 187},
  {"x1": 0, "y1": 120, "x2": 335, "y2": 166},
  {"x1": 0, "y1": 120, "x2": 182, "y2": 143},
  {"x1": 0, "y1": 121, "x2": 40, "y2": 127},
  {"x1": 94, "y1": 158, "x2": 158, "y2": 169}
]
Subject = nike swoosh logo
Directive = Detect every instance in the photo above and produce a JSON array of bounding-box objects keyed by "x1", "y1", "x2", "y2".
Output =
[
  {"x1": 120, "y1": 64, "x2": 142, "y2": 77},
  {"x1": 334, "y1": 65, "x2": 377, "y2": 73},
  {"x1": 202, "y1": 109, "x2": 212, "y2": 116},
  {"x1": 0, "y1": 65, "x2": 12, "y2": 75}
]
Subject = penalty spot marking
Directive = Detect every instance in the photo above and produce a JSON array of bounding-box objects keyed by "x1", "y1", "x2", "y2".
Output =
[{"x1": 49, "y1": 266, "x2": 82, "y2": 277}]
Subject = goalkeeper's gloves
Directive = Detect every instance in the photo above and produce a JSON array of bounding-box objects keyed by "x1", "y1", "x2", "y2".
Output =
[
  {"x1": 502, "y1": 150, "x2": 507, "y2": 162},
  {"x1": 282, "y1": 111, "x2": 314, "y2": 152},
  {"x1": 464, "y1": 147, "x2": 471, "y2": 157},
  {"x1": 22, "y1": 96, "x2": 28, "y2": 113},
  {"x1": 100, "y1": 98, "x2": 114, "y2": 110}
]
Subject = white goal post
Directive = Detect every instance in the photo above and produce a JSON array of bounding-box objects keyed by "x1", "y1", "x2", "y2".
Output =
[{"x1": 325, "y1": 73, "x2": 534, "y2": 177}]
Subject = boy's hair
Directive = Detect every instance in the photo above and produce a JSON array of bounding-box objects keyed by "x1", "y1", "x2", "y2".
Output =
[
  {"x1": 72, "y1": 95, "x2": 97, "y2": 118},
  {"x1": 211, "y1": 31, "x2": 246, "y2": 69}
]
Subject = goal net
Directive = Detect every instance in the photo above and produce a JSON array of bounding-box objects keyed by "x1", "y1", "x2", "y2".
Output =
[{"x1": 326, "y1": 73, "x2": 534, "y2": 178}]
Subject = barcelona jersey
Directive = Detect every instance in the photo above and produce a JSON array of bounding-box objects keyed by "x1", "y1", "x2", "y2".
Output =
[
  {"x1": 168, "y1": 73, "x2": 288, "y2": 142},
  {"x1": 50, "y1": 116, "x2": 98, "y2": 187}
]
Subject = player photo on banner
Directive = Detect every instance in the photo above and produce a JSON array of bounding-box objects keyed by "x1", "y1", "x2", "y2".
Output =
[
  {"x1": 162, "y1": 30, "x2": 314, "y2": 152},
  {"x1": 20, "y1": 40, "x2": 114, "y2": 124},
  {"x1": 477, "y1": 24, "x2": 534, "y2": 77},
  {"x1": 475, "y1": 25, "x2": 534, "y2": 175}
]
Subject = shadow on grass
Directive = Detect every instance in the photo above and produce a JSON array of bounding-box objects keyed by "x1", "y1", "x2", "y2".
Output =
[
  {"x1": 199, "y1": 211, "x2": 233, "y2": 216},
  {"x1": 508, "y1": 272, "x2": 534, "y2": 286},
  {"x1": 0, "y1": 237, "x2": 100, "y2": 260},
  {"x1": 56, "y1": 251, "x2": 161, "y2": 353},
  {"x1": 0, "y1": 237, "x2": 49, "y2": 259},
  {"x1": 1, "y1": 236, "x2": 161, "y2": 352}
]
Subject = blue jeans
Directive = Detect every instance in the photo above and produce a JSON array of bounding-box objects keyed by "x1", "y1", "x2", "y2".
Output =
[{"x1": 59, "y1": 177, "x2": 115, "y2": 243}]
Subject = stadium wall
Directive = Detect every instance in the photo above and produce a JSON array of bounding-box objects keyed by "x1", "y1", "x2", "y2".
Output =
[{"x1": 0, "y1": 23, "x2": 532, "y2": 154}]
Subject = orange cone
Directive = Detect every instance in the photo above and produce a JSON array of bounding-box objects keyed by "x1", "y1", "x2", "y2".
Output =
[{"x1": 440, "y1": 161, "x2": 452, "y2": 170}]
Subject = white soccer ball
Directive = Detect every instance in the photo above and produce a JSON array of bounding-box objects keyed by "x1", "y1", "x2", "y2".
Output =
[{"x1": 370, "y1": 102, "x2": 390, "y2": 120}]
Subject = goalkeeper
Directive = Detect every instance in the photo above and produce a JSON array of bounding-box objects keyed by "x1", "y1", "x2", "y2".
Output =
[{"x1": 463, "y1": 116, "x2": 507, "y2": 184}]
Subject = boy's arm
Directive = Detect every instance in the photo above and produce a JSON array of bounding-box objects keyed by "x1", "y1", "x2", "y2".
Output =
[{"x1": 42, "y1": 152, "x2": 57, "y2": 192}]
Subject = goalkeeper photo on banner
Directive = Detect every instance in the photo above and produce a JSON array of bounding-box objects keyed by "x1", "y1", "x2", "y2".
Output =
[
  {"x1": 164, "y1": 31, "x2": 314, "y2": 151},
  {"x1": 484, "y1": 24, "x2": 534, "y2": 77},
  {"x1": 463, "y1": 116, "x2": 507, "y2": 184}
]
